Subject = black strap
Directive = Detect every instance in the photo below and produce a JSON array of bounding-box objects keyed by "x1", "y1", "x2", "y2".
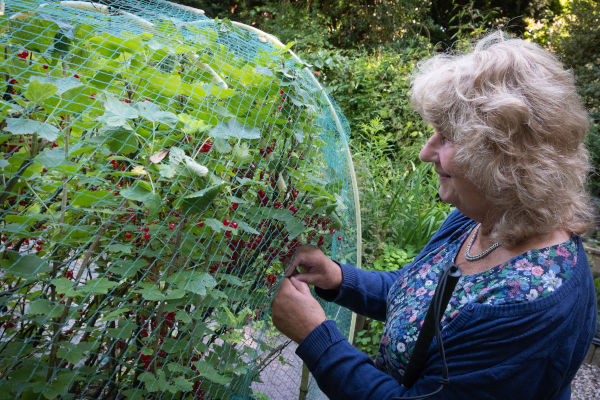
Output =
[{"x1": 402, "y1": 263, "x2": 461, "y2": 389}]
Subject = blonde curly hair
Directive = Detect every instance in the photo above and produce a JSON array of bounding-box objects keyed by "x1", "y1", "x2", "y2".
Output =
[{"x1": 410, "y1": 31, "x2": 594, "y2": 246}]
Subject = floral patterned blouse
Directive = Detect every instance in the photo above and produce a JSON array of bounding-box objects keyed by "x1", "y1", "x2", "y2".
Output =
[{"x1": 375, "y1": 222, "x2": 578, "y2": 382}]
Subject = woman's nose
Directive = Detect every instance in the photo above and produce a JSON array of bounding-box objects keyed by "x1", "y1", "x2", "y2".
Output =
[{"x1": 419, "y1": 134, "x2": 439, "y2": 163}]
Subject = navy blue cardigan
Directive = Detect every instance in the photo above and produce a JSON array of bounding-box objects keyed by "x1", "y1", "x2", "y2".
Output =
[{"x1": 296, "y1": 209, "x2": 598, "y2": 399}]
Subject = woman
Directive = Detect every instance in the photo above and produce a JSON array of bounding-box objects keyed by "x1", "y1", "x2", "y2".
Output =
[{"x1": 271, "y1": 32, "x2": 598, "y2": 399}]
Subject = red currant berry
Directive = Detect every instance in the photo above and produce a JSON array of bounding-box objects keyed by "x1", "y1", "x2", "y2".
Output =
[
  {"x1": 199, "y1": 140, "x2": 213, "y2": 153},
  {"x1": 144, "y1": 233, "x2": 151, "y2": 240},
  {"x1": 231, "y1": 222, "x2": 238, "y2": 229},
  {"x1": 125, "y1": 232, "x2": 132, "y2": 239}
]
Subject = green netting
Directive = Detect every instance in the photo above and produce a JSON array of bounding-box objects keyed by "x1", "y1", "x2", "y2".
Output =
[{"x1": 0, "y1": 1, "x2": 360, "y2": 399}]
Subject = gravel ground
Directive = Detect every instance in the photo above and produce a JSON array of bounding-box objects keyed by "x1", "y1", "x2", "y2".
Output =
[{"x1": 571, "y1": 363, "x2": 600, "y2": 400}]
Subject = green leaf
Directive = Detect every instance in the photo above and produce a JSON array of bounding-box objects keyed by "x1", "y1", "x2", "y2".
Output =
[
  {"x1": 106, "y1": 244, "x2": 133, "y2": 255},
  {"x1": 219, "y1": 274, "x2": 244, "y2": 286},
  {"x1": 90, "y1": 69, "x2": 116, "y2": 90},
  {"x1": 141, "y1": 347, "x2": 153, "y2": 356},
  {"x1": 11, "y1": 17, "x2": 57, "y2": 53},
  {"x1": 57, "y1": 342, "x2": 86, "y2": 365},
  {"x1": 155, "y1": 20, "x2": 180, "y2": 38},
  {"x1": 4, "y1": 118, "x2": 59, "y2": 141},
  {"x1": 34, "y1": 148, "x2": 76, "y2": 168},
  {"x1": 204, "y1": 218, "x2": 224, "y2": 232},
  {"x1": 166, "y1": 362, "x2": 187, "y2": 374},
  {"x1": 97, "y1": 94, "x2": 139, "y2": 127},
  {"x1": 235, "y1": 220, "x2": 259, "y2": 235},
  {"x1": 175, "y1": 310, "x2": 192, "y2": 324},
  {"x1": 108, "y1": 259, "x2": 147, "y2": 277},
  {"x1": 121, "y1": 389, "x2": 144, "y2": 400},
  {"x1": 193, "y1": 361, "x2": 232, "y2": 385},
  {"x1": 136, "y1": 101, "x2": 178, "y2": 127},
  {"x1": 100, "y1": 307, "x2": 130, "y2": 322},
  {"x1": 71, "y1": 190, "x2": 112, "y2": 207},
  {"x1": 213, "y1": 137, "x2": 231, "y2": 153},
  {"x1": 165, "y1": 288, "x2": 185, "y2": 300},
  {"x1": 209, "y1": 85, "x2": 234, "y2": 99},
  {"x1": 98, "y1": 125, "x2": 139, "y2": 154},
  {"x1": 280, "y1": 41, "x2": 296, "y2": 53},
  {"x1": 51, "y1": 277, "x2": 74, "y2": 294},
  {"x1": 233, "y1": 142, "x2": 251, "y2": 163},
  {"x1": 157, "y1": 163, "x2": 176, "y2": 178},
  {"x1": 179, "y1": 184, "x2": 226, "y2": 214},
  {"x1": 209, "y1": 119, "x2": 260, "y2": 140},
  {"x1": 2, "y1": 253, "x2": 51, "y2": 278},
  {"x1": 45, "y1": 371, "x2": 78, "y2": 400},
  {"x1": 247, "y1": 207, "x2": 305, "y2": 239},
  {"x1": 24, "y1": 80, "x2": 57, "y2": 104},
  {"x1": 173, "y1": 376, "x2": 194, "y2": 392},
  {"x1": 28, "y1": 76, "x2": 85, "y2": 96},
  {"x1": 120, "y1": 182, "x2": 153, "y2": 202},
  {"x1": 106, "y1": 320, "x2": 136, "y2": 340},
  {"x1": 178, "y1": 113, "x2": 210, "y2": 134},
  {"x1": 139, "y1": 370, "x2": 169, "y2": 393},
  {"x1": 27, "y1": 299, "x2": 54, "y2": 315},
  {"x1": 172, "y1": 271, "x2": 217, "y2": 296},
  {"x1": 135, "y1": 283, "x2": 165, "y2": 301},
  {"x1": 168, "y1": 146, "x2": 186, "y2": 165},
  {"x1": 77, "y1": 278, "x2": 118, "y2": 295}
]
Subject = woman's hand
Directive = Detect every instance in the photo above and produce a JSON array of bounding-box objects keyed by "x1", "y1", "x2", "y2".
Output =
[
  {"x1": 271, "y1": 277, "x2": 326, "y2": 343},
  {"x1": 286, "y1": 246, "x2": 343, "y2": 291}
]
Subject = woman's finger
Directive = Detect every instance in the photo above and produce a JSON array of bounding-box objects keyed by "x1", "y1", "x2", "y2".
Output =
[{"x1": 289, "y1": 276, "x2": 311, "y2": 295}]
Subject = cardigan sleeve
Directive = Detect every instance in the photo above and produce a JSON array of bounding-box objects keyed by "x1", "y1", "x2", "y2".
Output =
[{"x1": 313, "y1": 209, "x2": 470, "y2": 322}]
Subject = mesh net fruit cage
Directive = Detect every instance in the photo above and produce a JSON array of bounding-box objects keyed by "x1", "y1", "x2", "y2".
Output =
[{"x1": 0, "y1": 1, "x2": 361, "y2": 399}]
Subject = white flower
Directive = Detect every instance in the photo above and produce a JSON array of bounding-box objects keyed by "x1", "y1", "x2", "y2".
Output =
[
  {"x1": 459, "y1": 294, "x2": 478, "y2": 306},
  {"x1": 526, "y1": 289, "x2": 539, "y2": 301},
  {"x1": 541, "y1": 270, "x2": 562, "y2": 290},
  {"x1": 396, "y1": 342, "x2": 406, "y2": 353}
]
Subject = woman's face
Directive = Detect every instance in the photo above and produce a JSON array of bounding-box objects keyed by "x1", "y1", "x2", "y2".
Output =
[{"x1": 419, "y1": 131, "x2": 487, "y2": 217}]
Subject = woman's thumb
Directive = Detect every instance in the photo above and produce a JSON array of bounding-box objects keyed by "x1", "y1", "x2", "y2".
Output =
[{"x1": 289, "y1": 276, "x2": 311, "y2": 294}]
